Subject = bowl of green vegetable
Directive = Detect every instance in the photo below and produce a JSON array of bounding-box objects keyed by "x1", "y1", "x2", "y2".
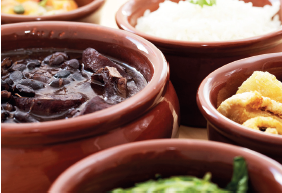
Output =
[{"x1": 49, "y1": 139, "x2": 282, "y2": 192}]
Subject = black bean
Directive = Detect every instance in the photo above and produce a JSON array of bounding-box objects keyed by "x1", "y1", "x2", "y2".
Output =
[
  {"x1": 1, "y1": 110, "x2": 10, "y2": 122},
  {"x1": 14, "y1": 84, "x2": 35, "y2": 97},
  {"x1": 19, "y1": 79, "x2": 45, "y2": 90},
  {"x1": 1, "y1": 90, "x2": 12, "y2": 102},
  {"x1": 1, "y1": 74, "x2": 10, "y2": 81},
  {"x1": 11, "y1": 63, "x2": 26, "y2": 72},
  {"x1": 1, "y1": 57, "x2": 12, "y2": 69},
  {"x1": 5, "y1": 78, "x2": 14, "y2": 87},
  {"x1": 14, "y1": 112, "x2": 39, "y2": 123},
  {"x1": 1, "y1": 68, "x2": 9, "y2": 76},
  {"x1": 9, "y1": 71, "x2": 23, "y2": 82},
  {"x1": 49, "y1": 52, "x2": 68, "y2": 66},
  {"x1": 50, "y1": 55, "x2": 64, "y2": 66},
  {"x1": 43, "y1": 55, "x2": 52, "y2": 65},
  {"x1": 49, "y1": 78, "x2": 70, "y2": 88},
  {"x1": 1, "y1": 103, "x2": 15, "y2": 111},
  {"x1": 62, "y1": 59, "x2": 80, "y2": 69},
  {"x1": 70, "y1": 71, "x2": 84, "y2": 81},
  {"x1": 1, "y1": 78, "x2": 14, "y2": 91},
  {"x1": 32, "y1": 75, "x2": 49, "y2": 83},
  {"x1": 23, "y1": 72, "x2": 31, "y2": 79},
  {"x1": 1, "y1": 80, "x2": 10, "y2": 91},
  {"x1": 54, "y1": 70, "x2": 71, "y2": 78},
  {"x1": 27, "y1": 59, "x2": 41, "y2": 70}
]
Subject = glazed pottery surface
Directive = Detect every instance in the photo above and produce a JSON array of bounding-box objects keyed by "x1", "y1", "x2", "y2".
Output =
[
  {"x1": 1, "y1": 0, "x2": 104, "y2": 24},
  {"x1": 1, "y1": 21, "x2": 180, "y2": 193},
  {"x1": 116, "y1": 0, "x2": 282, "y2": 127},
  {"x1": 49, "y1": 139, "x2": 282, "y2": 192},
  {"x1": 197, "y1": 53, "x2": 282, "y2": 163}
]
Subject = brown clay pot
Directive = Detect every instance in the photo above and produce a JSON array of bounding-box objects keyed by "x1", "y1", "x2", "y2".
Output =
[
  {"x1": 116, "y1": 0, "x2": 282, "y2": 127},
  {"x1": 197, "y1": 53, "x2": 282, "y2": 163},
  {"x1": 1, "y1": 0, "x2": 104, "y2": 24},
  {"x1": 1, "y1": 21, "x2": 180, "y2": 193},
  {"x1": 49, "y1": 139, "x2": 282, "y2": 192}
]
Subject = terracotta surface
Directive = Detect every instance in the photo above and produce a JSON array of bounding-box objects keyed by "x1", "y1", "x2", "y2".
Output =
[
  {"x1": 1, "y1": 22, "x2": 180, "y2": 192},
  {"x1": 116, "y1": 0, "x2": 282, "y2": 127},
  {"x1": 1, "y1": 0, "x2": 104, "y2": 24},
  {"x1": 49, "y1": 139, "x2": 282, "y2": 192},
  {"x1": 197, "y1": 53, "x2": 282, "y2": 163}
]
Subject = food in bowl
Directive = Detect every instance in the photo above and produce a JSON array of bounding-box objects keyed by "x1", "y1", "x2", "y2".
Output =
[
  {"x1": 2, "y1": 21, "x2": 179, "y2": 193},
  {"x1": 217, "y1": 71, "x2": 282, "y2": 135},
  {"x1": 49, "y1": 139, "x2": 282, "y2": 192},
  {"x1": 111, "y1": 156, "x2": 248, "y2": 193},
  {"x1": 1, "y1": 0, "x2": 78, "y2": 16},
  {"x1": 135, "y1": 0, "x2": 281, "y2": 41},
  {"x1": 116, "y1": 0, "x2": 282, "y2": 127},
  {"x1": 236, "y1": 71, "x2": 282, "y2": 102},
  {"x1": 1, "y1": 48, "x2": 147, "y2": 123}
]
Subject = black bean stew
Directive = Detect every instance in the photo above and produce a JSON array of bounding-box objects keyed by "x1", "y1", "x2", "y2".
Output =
[{"x1": 1, "y1": 48, "x2": 147, "y2": 123}]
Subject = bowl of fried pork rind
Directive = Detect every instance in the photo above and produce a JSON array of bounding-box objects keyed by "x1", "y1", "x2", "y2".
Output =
[{"x1": 197, "y1": 52, "x2": 282, "y2": 163}]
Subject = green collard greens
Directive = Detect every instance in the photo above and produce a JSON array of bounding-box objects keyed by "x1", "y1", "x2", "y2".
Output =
[
  {"x1": 225, "y1": 157, "x2": 248, "y2": 193},
  {"x1": 111, "y1": 173, "x2": 226, "y2": 193},
  {"x1": 190, "y1": 0, "x2": 216, "y2": 7},
  {"x1": 110, "y1": 157, "x2": 248, "y2": 193}
]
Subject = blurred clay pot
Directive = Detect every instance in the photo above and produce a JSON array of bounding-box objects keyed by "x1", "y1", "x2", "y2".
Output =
[
  {"x1": 49, "y1": 139, "x2": 282, "y2": 192},
  {"x1": 116, "y1": 0, "x2": 282, "y2": 127},
  {"x1": 1, "y1": 21, "x2": 179, "y2": 193},
  {"x1": 197, "y1": 53, "x2": 282, "y2": 163},
  {"x1": 1, "y1": 0, "x2": 104, "y2": 24}
]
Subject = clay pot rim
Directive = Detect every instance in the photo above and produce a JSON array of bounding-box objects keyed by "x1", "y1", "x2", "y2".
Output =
[
  {"x1": 49, "y1": 138, "x2": 282, "y2": 192},
  {"x1": 115, "y1": 0, "x2": 282, "y2": 49},
  {"x1": 1, "y1": 0, "x2": 104, "y2": 23},
  {"x1": 1, "y1": 21, "x2": 168, "y2": 143},
  {"x1": 197, "y1": 52, "x2": 282, "y2": 144}
]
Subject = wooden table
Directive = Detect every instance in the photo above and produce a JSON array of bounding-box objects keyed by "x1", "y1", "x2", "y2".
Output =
[{"x1": 80, "y1": 0, "x2": 208, "y2": 140}]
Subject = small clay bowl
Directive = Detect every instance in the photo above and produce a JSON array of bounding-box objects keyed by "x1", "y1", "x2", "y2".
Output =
[
  {"x1": 197, "y1": 53, "x2": 282, "y2": 163},
  {"x1": 1, "y1": 0, "x2": 104, "y2": 24},
  {"x1": 49, "y1": 139, "x2": 282, "y2": 192},
  {"x1": 116, "y1": 0, "x2": 282, "y2": 127},
  {"x1": 1, "y1": 21, "x2": 180, "y2": 192}
]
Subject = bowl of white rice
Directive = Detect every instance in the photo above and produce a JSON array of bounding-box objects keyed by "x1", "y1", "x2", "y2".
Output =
[{"x1": 116, "y1": 0, "x2": 282, "y2": 127}]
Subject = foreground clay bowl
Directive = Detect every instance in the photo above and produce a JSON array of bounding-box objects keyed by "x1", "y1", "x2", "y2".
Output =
[
  {"x1": 1, "y1": 0, "x2": 104, "y2": 24},
  {"x1": 197, "y1": 53, "x2": 282, "y2": 163},
  {"x1": 49, "y1": 139, "x2": 282, "y2": 192},
  {"x1": 116, "y1": 0, "x2": 282, "y2": 127},
  {"x1": 1, "y1": 21, "x2": 180, "y2": 193}
]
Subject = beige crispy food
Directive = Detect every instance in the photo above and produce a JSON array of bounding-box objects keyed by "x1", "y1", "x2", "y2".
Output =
[
  {"x1": 237, "y1": 71, "x2": 282, "y2": 103},
  {"x1": 217, "y1": 91, "x2": 282, "y2": 125},
  {"x1": 242, "y1": 116, "x2": 282, "y2": 135},
  {"x1": 265, "y1": 128, "x2": 279, "y2": 135}
]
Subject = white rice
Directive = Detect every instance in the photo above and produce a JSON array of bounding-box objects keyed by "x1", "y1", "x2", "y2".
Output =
[{"x1": 135, "y1": 0, "x2": 281, "y2": 41}]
